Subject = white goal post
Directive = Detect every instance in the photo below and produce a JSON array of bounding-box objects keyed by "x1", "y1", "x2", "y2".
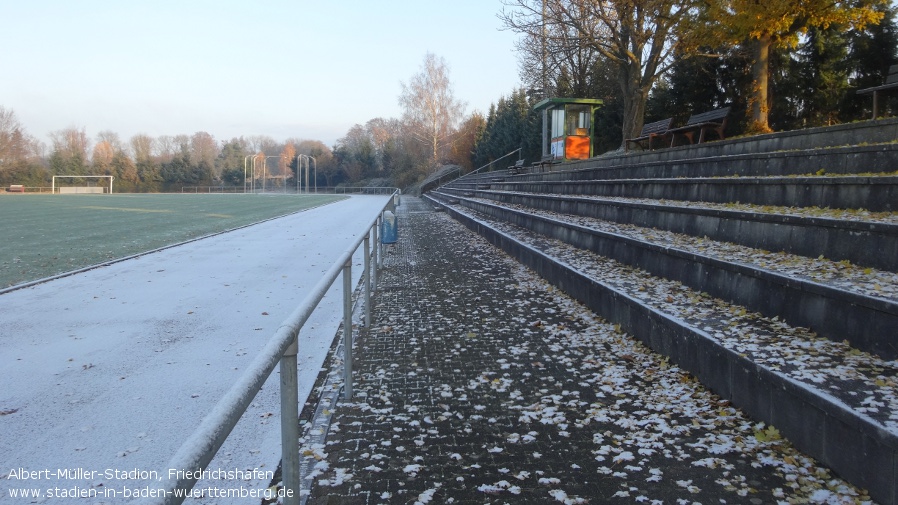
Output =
[{"x1": 52, "y1": 175, "x2": 114, "y2": 194}]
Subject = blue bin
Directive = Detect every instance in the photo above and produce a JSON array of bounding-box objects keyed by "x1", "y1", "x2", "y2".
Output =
[{"x1": 381, "y1": 210, "x2": 398, "y2": 244}]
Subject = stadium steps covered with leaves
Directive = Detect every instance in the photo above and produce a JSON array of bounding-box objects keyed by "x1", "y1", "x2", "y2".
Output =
[{"x1": 424, "y1": 118, "x2": 898, "y2": 505}]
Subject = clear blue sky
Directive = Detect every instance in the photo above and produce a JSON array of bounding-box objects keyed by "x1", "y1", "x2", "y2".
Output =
[{"x1": 0, "y1": 0, "x2": 522, "y2": 148}]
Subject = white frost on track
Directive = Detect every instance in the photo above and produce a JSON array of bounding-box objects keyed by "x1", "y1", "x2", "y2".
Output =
[{"x1": 0, "y1": 195, "x2": 390, "y2": 504}]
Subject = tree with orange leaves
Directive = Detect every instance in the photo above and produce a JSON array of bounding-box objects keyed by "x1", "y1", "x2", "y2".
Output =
[{"x1": 706, "y1": 0, "x2": 886, "y2": 133}]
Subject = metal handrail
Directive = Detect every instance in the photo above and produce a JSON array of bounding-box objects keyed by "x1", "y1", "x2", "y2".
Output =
[
  {"x1": 148, "y1": 190, "x2": 398, "y2": 505},
  {"x1": 419, "y1": 149, "x2": 523, "y2": 194},
  {"x1": 467, "y1": 148, "x2": 522, "y2": 177}
]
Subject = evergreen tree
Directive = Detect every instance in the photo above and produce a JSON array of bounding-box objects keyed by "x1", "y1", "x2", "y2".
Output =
[
  {"x1": 647, "y1": 46, "x2": 751, "y2": 137},
  {"x1": 843, "y1": 0, "x2": 898, "y2": 118},
  {"x1": 472, "y1": 90, "x2": 540, "y2": 169},
  {"x1": 796, "y1": 26, "x2": 851, "y2": 127}
]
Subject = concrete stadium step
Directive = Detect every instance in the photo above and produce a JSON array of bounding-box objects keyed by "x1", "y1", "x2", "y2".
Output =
[
  {"x1": 478, "y1": 174, "x2": 898, "y2": 212},
  {"x1": 502, "y1": 143, "x2": 898, "y2": 181},
  {"x1": 440, "y1": 120, "x2": 898, "y2": 200},
  {"x1": 429, "y1": 191, "x2": 898, "y2": 361},
  {"x1": 569, "y1": 117, "x2": 898, "y2": 169},
  {"x1": 435, "y1": 186, "x2": 898, "y2": 271},
  {"x1": 424, "y1": 195, "x2": 898, "y2": 505}
]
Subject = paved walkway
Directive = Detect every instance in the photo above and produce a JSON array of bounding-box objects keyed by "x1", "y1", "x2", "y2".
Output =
[{"x1": 302, "y1": 197, "x2": 872, "y2": 505}]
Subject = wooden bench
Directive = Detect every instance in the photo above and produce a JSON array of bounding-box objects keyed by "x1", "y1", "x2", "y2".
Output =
[
  {"x1": 531, "y1": 154, "x2": 559, "y2": 173},
  {"x1": 625, "y1": 118, "x2": 673, "y2": 151},
  {"x1": 857, "y1": 64, "x2": 898, "y2": 119},
  {"x1": 507, "y1": 159, "x2": 526, "y2": 175},
  {"x1": 668, "y1": 106, "x2": 730, "y2": 147}
]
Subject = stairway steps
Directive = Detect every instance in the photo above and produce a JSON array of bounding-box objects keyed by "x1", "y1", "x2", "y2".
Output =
[
  {"x1": 484, "y1": 175, "x2": 898, "y2": 212},
  {"x1": 514, "y1": 144, "x2": 898, "y2": 180},
  {"x1": 432, "y1": 123, "x2": 898, "y2": 504},
  {"x1": 431, "y1": 191, "x2": 898, "y2": 360},
  {"x1": 435, "y1": 187, "x2": 898, "y2": 271},
  {"x1": 426, "y1": 194, "x2": 898, "y2": 504}
]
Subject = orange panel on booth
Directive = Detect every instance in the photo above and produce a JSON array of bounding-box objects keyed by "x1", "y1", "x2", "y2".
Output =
[
  {"x1": 534, "y1": 98, "x2": 603, "y2": 163},
  {"x1": 565, "y1": 135, "x2": 591, "y2": 160}
]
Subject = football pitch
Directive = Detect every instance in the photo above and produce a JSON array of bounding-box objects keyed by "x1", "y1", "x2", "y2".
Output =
[{"x1": 0, "y1": 193, "x2": 346, "y2": 289}]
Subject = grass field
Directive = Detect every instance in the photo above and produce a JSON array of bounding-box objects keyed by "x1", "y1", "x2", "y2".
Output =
[{"x1": 0, "y1": 193, "x2": 346, "y2": 289}]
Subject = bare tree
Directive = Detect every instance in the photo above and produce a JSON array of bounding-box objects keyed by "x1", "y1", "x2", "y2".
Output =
[
  {"x1": 398, "y1": 53, "x2": 467, "y2": 166},
  {"x1": 190, "y1": 131, "x2": 218, "y2": 177},
  {"x1": 0, "y1": 106, "x2": 33, "y2": 165},
  {"x1": 96, "y1": 130, "x2": 124, "y2": 152},
  {"x1": 49, "y1": 126, "x2": 90, "y2": 174},
  {"x1": 92, "y1": 131, "x2": 123, "y2": 175},
  {"x1": 501, "y1": 0, "x2": 704, "y2": 148},
  {"x1": 155, "y1": 135, "x2": 178, "y2": 162},
  {"x1": 91, "y1": 140, "x2": 115, "y2": 175},
  {"x1": 513, "y1": 7, "x2": 605, "y2": 98},
  {"x1": 246, "y1": 135, "x2": 278, "y2": 156},
  {"x1": 129, "y1": 134, "x2": 155, "y2": 164}
]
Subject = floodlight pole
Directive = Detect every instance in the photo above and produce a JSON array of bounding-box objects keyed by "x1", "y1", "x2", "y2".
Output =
[
  {"x1": 296, "y1": 154, "x2": 313, "y2": 194},
  {"x1": 251, "y1": 154, "x2": 265, "y2": 193},
  {"x1": 295, "y1": 154, "x2": 305, "y2": 193},
  {"x1": 307, "y1": 156, "x2": 316, "y2": 194},
  {"x1": 261, "y1": 155, "x2": 283, "y2": 193},
  {"x1": 243, "y1": 155, "x2": 256, "y2": 194}
]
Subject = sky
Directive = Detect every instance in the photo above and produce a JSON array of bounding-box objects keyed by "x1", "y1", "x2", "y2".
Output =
[{"x1": 0, "y1": 0, "x2": 522, "y2": 148}]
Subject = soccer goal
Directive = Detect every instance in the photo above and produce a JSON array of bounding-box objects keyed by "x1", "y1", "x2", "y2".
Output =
[{"x1": 52, "y1": 175, "x2": 114, "y2": 194}]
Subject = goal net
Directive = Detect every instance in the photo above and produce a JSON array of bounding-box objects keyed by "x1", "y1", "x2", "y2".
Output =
[{"x1": 52, "y1": 176, "x2": 114, "y2": 194}]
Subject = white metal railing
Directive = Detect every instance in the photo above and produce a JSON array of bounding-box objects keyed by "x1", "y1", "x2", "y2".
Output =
[
  {"x1": 146, "y1": 190, "x2": 399, "y2": 505},
  {"x1": 236, "y1": 186, "x2": 400, "y2": 196}
]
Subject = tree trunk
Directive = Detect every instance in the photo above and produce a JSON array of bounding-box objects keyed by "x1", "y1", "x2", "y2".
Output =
[
  {"x1": 749, "y1": 35, "x2": 772, "y2": 132},
  {"x1": 618, "y1": 66, "x2": 649, "y2": 150}
]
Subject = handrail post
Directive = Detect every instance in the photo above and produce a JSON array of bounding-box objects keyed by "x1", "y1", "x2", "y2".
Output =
[
  {"x1": 377, "y1": 215, "x2": 383, "y2": 269},
  {"x1": 363, "y1": 235, "x2": 371, "y2": 328},
  {"x1": 372, "y1": 223, "x2": 379, "y2": 291},
  {"x1": 342, "y1": 261, "x2": 353, "y2": 400},
  {"x1": 279, "y1": 334, "x2": 300, "y2": 505}
]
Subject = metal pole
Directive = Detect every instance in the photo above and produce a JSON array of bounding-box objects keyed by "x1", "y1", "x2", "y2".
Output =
[
  {"x1": 342, "y1": 261, "x2": 353, "y2": 400},
  {"x1": 311, "y1": 157, "x2": 317, "y2": 194},
  {"x1": 296, "y1": 154, "x2": 303, "y2": 195},
  {"x1": 279, "y1": 334, "x2": 300, "y2": 505},
  {"x1": 372, "y1": 220, "x2": 379, "y2": 291},
  {"x1": 244, "y1": 155, "x2": 253, "y2": 193},
  {"x1": 363, "y1": 235, "x2": 371, "y2": 328},
  {"x1": 251, "y1": 156, "x2": 258, "y2": 193},
  {"x1": 305, "y1": 156, "x2": 310, "y2": 194},
  {"x1": 377, "y1": 215, "x2": 383, "y2": 269}
]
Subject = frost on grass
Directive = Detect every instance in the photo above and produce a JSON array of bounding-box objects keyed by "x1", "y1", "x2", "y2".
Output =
[{"x1": 306, "y1": 210, "x2": 875, "y2": 505}]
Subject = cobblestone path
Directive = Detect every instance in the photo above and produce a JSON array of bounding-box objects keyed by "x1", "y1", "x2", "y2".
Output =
[{"x1": 303, "y1": 197, "x2": 870, "y2": 505}]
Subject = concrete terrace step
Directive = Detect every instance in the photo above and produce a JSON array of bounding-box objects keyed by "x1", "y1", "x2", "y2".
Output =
[
  {"x1": 578, "y1": 118, "x2": 898, "y2": 166},
  {"x1": 435, "y1": 186, "x2": 898, "y2": 271},
  {"x1": 429, "y1": 191, "x2": 898, "y2": 361},
  {"x1": 473, "y1": 175, "x2": 898, "y2": 212},
  {"x1": 506, "y1": 144, "x2": 898, "y2": 181},
  {"x1": 458, "y1": 120, "x2": 898, "y2": 186},
  {"x1": 424, "y1": 195, "x2": 898, "y2": 505}
]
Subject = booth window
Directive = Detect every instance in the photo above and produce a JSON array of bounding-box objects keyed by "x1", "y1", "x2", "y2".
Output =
[
  {"x1": 566, "y1": 105, "x2": 591, "y2": 136},
  {"x1": 551, "y1": 108, "x2": 565, "y2": 139}
]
